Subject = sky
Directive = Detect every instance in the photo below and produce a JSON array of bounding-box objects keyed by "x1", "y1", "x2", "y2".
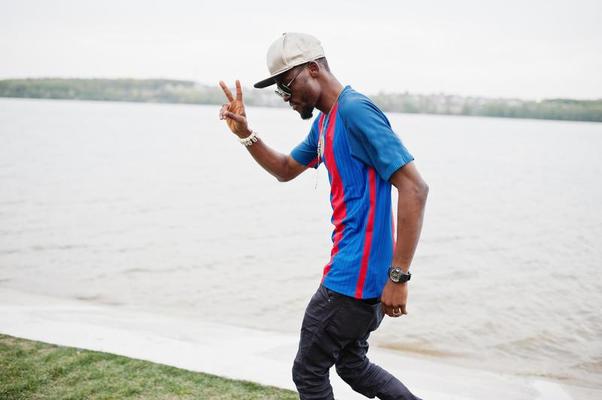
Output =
[{"x1": 1, "y1": 0, "x2": 601, "y2": 100}]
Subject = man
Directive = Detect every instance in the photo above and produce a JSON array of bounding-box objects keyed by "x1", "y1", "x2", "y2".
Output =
[{"x1": 218, "y1": 32, "x2": 428, "y2": 400}]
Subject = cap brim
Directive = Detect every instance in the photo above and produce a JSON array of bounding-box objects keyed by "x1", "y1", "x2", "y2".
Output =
[
  {"x1": 253, "y1": 76, "x2": 277, "y2": 89},
  {"x1": 253, "y1": 64, "x2": 300, "y2": 89}
]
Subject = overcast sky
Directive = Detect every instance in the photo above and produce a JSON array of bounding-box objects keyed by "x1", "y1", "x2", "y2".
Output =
[{"x1": 1, "y1": 0, "x2": 601, "y2": 100}]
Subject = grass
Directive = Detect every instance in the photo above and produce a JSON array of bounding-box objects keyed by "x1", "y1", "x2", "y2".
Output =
[{"x1": 0, "y1": 334, "x2": 298, "y2": 400}]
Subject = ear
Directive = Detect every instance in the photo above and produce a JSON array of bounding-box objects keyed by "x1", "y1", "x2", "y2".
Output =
[{"x1": 307, "y1": 61, "x2": 321, "y2": 78}]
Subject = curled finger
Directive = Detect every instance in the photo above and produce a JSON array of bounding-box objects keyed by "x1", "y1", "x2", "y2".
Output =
[
  {"x1": 224, "y1": 111, "x2": 245, "y2": 123},
  {"x1": 382, "y1": 303, "x2": 395, "y2": 318},
  {"x1": 219, "y1": 104, "x2": 229, "y2": 120}
]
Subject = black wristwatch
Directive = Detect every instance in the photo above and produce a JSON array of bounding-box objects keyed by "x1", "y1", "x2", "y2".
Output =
[{"x1": 388, "y1": 267, "x2": 411, "y2": 283}]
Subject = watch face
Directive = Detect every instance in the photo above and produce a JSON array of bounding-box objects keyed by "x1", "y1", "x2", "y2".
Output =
[
  {"x1": 390, "y1": 267, "x2": 402, "y2": 282},
  {"x1": 389, "y1": 267, "x2": 410, "y2": 283}
]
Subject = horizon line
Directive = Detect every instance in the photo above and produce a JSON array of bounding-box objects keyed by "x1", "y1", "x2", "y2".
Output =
[{"x1": 1, "y1": 76, "x2": 601, "y2": 103}]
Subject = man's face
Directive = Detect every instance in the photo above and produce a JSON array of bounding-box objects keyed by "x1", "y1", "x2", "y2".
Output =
[{"x1": 275, "y1": 64, "x2": 317, "y2": 120}]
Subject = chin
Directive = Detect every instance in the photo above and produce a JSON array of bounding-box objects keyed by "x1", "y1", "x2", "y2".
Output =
[{"x1": 299, "y1": 106, "x2": 314, "y2": 120}]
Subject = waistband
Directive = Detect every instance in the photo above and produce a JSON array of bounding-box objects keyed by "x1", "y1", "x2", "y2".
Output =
[{"x1": 324, "y1": 286, "x2": 380, "y2": 305}]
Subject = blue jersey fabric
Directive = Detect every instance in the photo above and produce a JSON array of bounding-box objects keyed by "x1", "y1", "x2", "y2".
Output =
[{"x1": 290, "y1": 86, "x2": 414, "y2": 299}]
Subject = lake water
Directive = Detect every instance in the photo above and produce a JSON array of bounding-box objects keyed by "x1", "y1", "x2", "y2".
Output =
[{"x1": 1, "y1": 98, "x2": 601, "y2": 390}]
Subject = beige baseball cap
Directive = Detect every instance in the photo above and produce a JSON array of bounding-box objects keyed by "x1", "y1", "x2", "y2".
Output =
[{"x1": 254, "y1": 32, "x2": 325, "y2": 89}]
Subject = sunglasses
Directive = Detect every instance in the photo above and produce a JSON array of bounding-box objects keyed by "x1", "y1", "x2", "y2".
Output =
[{"x1": 274, "y1": 65, "x2": 306, "y2": 98}]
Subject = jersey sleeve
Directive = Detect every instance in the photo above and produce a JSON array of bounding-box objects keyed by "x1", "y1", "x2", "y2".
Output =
[
  {"x1": 290, "y1": 116, "x2": 321, "y2": 169},
  {"x1": 343, "y1": 97, "x2": 414, "y2": 181}
]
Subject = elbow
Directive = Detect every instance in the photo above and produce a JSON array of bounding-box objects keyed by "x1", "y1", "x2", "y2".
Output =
[
  {"x1": 276, "y1": 159, "x2": 295, "y2": 182},
  {"x1": 419, "y1": 182, "x2": 429, "y2": 201},
  {"x1": 417, "y1": 181, "x2": 429, "y2": 204},
  {"x1": 401, "y1": 181, "x2": 429, "y2": 204},
  {"x1": 276, "y1": 172, "x2": 293, "y2": 183}
]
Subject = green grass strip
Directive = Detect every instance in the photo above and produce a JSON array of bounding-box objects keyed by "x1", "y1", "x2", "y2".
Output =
[{"x1": 0, "y1": 334, "x2": 298, "y2": 400}]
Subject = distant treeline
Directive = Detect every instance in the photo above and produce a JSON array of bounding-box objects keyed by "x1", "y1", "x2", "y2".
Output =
[
  {"x1": 372, "y1": 92, "x2": 602, "y2": 123},
  {"x1": 1, "y1": 78, "x2": 601, "y2": 123},
  {"x1": 0, "y1": 78, "x2": 284, "y2": 108}
]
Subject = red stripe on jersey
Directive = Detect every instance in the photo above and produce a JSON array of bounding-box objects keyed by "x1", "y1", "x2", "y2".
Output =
[
  {"x1": 307, "y1": 156, "x2": 319, "y2": 168},
  {"x1": 355, "y1": 167, "x2": 377, "y2": 298},
  {"x1": 321, "y1": 105, "x2": 345, "y2": 281}
]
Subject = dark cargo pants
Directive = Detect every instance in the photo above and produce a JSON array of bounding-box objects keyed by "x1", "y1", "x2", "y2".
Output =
[{"x1": 292, "y1": 284, "x2": 422, "y2": 400}]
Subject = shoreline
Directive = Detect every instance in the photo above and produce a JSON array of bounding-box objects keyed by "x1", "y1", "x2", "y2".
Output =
[
  {"x1": 1, "y1": 95, "x2": 600, "y2": 125},
  {"x1": 0, "y1": 287, "x2": 599, "y2": 400}
]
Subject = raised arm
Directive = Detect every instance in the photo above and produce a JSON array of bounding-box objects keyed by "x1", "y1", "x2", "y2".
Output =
[{"x1": 218, "y1": 80, "x2": 307, "y2": 182}]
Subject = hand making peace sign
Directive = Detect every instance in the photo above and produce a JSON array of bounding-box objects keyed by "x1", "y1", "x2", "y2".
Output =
[{"x1": 218, "y1": 80, "x2": 251, "y2": 138}]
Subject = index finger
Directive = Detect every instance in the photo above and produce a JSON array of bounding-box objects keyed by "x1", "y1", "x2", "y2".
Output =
[
  {"x1": 235, "y1": 80, "x2": 243, "y2": 101},
  {"x1": 382, "y1": 303, "x2": 392, "y2": 317},
  {"x1": 219, "y1": 81, "x2": 235, "y2": 102}
]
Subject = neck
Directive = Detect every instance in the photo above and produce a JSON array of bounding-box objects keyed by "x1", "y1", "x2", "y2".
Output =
[{"x1": 316, "y1": 76, "x2": 344, "y2": 114}]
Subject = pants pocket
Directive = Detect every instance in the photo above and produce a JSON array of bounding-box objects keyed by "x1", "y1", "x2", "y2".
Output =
[
  {"x1": 297, "y1": 286, "x2": 341, "y2": 357},
  {"x1": 325, "y1": 297, "x2": 376, "y2": 341}
]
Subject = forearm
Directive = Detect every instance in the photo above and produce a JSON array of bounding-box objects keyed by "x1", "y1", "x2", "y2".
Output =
[
  {"x1": 392, "y1": 185, "x2": 428, "y2": 272},
  {"x1": 241, "y1": 134, "x2": 291, "y2": 182}
]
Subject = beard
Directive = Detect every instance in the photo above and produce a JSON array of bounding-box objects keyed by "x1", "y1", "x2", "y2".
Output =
[{"x1": 299, "y1": 105, "x2": 314, "y2": 120}]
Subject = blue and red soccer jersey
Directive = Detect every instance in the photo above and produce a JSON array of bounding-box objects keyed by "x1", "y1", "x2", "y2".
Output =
[{"x1": 291, "y1": 86, "x2": 414, "y2": 299}]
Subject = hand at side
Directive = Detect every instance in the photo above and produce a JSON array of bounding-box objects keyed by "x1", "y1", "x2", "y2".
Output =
[{"x1": 381, "y1": 280, "x2": 408, "y2": 317}]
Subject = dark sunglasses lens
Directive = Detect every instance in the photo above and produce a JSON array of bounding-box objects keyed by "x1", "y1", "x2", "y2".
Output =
[{"x1": 276, "y1": 82, "x2": 291, "y2": 97}]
